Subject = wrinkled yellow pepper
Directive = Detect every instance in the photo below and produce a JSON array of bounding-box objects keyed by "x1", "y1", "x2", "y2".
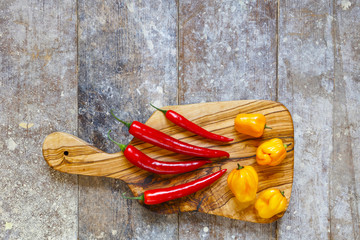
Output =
[
  {"x1": 234, "y1": 113, "x2": 269, "y2": 137},
  {"x1": 255, "y1": 188, "x2": 287, "y2": 218},
  {"x1": 227, "y1": 164, "x2": 258, "y2": 202},
  {"x1": 256, "y1": 138, "x2": 289, "y2": 166}
]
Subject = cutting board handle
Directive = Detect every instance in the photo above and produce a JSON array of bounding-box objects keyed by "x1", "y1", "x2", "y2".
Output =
[
  {"x1": 41, "y1": 101, "x2": 294, "y2": 223},
  {"x1": 42, "y1": 132, "x2": 136, "y2": 180}
]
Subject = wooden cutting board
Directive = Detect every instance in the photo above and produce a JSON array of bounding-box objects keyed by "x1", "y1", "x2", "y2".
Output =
[{"x1": 42, "y1": 100, "x2": 294, "y2": 223}]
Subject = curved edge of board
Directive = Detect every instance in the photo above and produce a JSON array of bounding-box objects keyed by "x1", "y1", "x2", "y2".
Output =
[
  {"x1": 42, "y1": 132, "x2": 137, "y2": 180},
  {"x1": 141, "y1": 99, "x2": 295, "y2": 223},
  {"x1": 41, "y1": 100, "x2": 294, "y2": 223}
]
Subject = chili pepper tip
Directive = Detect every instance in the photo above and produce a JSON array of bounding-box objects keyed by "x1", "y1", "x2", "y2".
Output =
[
  {"x1": 107, "y1": 130, "x2": 127, "y2": 152},
  {"x1": 110, "y1": 110, "x2": 131, "y2": 129},
  {"x1": 150, "y1": 103, "x2": 167, "y2": 115},
  {"x1": 122, "y1": 193, "x2": 145, "y2": 201}
]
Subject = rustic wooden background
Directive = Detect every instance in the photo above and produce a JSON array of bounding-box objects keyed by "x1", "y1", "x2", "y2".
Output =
[{"x1": 1, "y1": 0, "x2": 359, "y2": 239}]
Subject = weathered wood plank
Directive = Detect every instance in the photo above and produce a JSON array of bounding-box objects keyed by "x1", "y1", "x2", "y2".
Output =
[
  {"x1": 0, "y1": 0, "x2": 78, "y2": 239},
  {"x1": 178, "y1": 0, "x2": 277, "y2": 104},
  {"x1": 330, "y1": 1, "x2": 360, "y2": 239},
  {"x1": 277, "y1": 1, "x2": 334, "y2": 239},
  {"x1": 178, "y1": 0, "x2": 278, "y2": 239},
  {"x1": 77, "y1": 0, "x2": 178, "y2": 239}
]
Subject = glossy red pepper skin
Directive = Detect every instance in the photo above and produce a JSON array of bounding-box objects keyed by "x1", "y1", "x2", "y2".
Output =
[
  {"x1": 165, "y1": 110, "x2": 233, "y2": 142},
  {"x1": 129, "y1": 121, "x2": 230, "y2": 158},
  {"x1": 123, "y1": 145, "x2": 211, "y2": 175},
  {"x1": 143, "y1": 169, "x2": 227, "y2": 205}
]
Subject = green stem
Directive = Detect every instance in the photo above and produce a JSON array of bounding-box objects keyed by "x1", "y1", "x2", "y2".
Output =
[
  {"x1": 264, "y1": 124, "x2": 272, "y2": 129},
  {"x1": 110, "y1": 110, "x2": 131, "y2": 129},
  {"x1": 283, "y1": 143, "x2": 292, "y2": 148},
  {"x1": 237, "y1": 163, "x2": 244, "y2": 170},
  {"x1": 122, "y1": 193, "x2": 145, "y2": 201},
  {"x1": 150, "y1": 103, "x2": 167, "y2": 115},
  {"x1": 107, "y1": 130, "x2": 127, "y2": 152},
  {"x1": 280, "y1": 190, "x2": 285, "y2": 197}
]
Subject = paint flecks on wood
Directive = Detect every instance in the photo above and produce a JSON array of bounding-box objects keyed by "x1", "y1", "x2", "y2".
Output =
[
  {"x1": 330, "y1": 2, "x2": 360, "y2": 239},
  {"x1": 178, "y1": 0, "x2": 277, "y2": 104},
  {"x1": 0, "y1": 0, "x2": 78, "y2": 239},
  {"x1": 77, "y1": 0, "x2": 179, "y2": 239},
  {"x1": 277, "y1": 0, "x2": 360, "y2": 239},
  {"x1": 1, "y1": 0, "x2": 360, "y2": 239},
  {"x1": 178, "y1": 0, "x2": 278, "y2": 239}
]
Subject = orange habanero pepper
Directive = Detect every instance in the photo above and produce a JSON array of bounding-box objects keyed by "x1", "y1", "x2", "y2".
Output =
[
  {"x1": 227, "y1": 164, "x2": 258, "y2": 202},
  {"x1": 255, "y1": 188, "x2": 287, "y2": 219},
  {"x1": 256, "y1": 138, "x2": 290, "y2": 166},
  {"x1": 234, "y1": 113, "x2": 270, "y2": 138}
]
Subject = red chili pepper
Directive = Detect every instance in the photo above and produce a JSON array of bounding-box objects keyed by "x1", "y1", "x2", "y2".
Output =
[
  {"x1": 111, "y1": 111, "x2": 230, "y2": 158},
  {"x1": 123, "y1": 169, "x2": 227, "y2": 204},
  {"x1": 108, "y1": 131, "x2": 211, "y2": 175},
  {"x1": 151, "y1": 104, "x2": 233, "y2": 142}
]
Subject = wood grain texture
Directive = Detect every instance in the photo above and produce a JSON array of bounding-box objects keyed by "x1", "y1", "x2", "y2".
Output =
[
  {"x1": 0, "y1": 0, "x2": 78, "y2": 239},
  {"x1": 277, "y1": 0, "x2": 359, "y2": 239},
  {"x1": 77, "y1": 0, "x2": 178, "y2": 239},
  {"x1": 330, "y1": 1, "x2": 360, "y2": 239},
  {"x1": 178, "y1": 0, "x2": 277, "y2": 104},
  {"x1": 178, "y1": 0, "x2": 278, "y2": 239},
  {"x1": 43, "y1": 100, "x2": 294, "y2": 223},
  {"x1": 2, "y1": 0, "x2": 359, "y2": 238},
  {"x1": 277, "y1": 1, "x2": 333, "y2": 238}
]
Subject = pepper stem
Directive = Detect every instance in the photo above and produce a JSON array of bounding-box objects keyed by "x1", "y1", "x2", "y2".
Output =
[
  {"x1": 110, "y1": 110, "x2": 131, "y2": 129},
  {"x1": 237, "y1": 163, "x2": 244, "y2": 170},
  {"x1": 150, "y1": 103, "x2": 167, "y2": 115},
  {"x1": 264, "y1": 124, "x2": 272, "y2": 129},
  {"x1": 107, "y1": 130, "x2": 127, "y2": 152},
  {"x1": 122, "y1": 193, "x2": 145, "y2": 201},
  {"x1": 283, "y1": 143, "x2": 292, "y2": 148},
  {"x1": 280, "y1": 190, "x2": 285, "y2": 197}
]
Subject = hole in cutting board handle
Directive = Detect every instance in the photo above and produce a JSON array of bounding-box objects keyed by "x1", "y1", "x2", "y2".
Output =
[{"x1": 64, "y1": 151, "x2": 69, "y2": 156}]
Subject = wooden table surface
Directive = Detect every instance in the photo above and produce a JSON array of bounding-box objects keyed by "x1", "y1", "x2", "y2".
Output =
[{"x1": 1, "y1": 0, "x2": 359, "y2": 239}]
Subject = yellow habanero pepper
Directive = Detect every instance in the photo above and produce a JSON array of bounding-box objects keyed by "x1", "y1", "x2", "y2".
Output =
[
  {"x1": 255, "y1": 188, "x2": 287, "y2": 219},
  {"x1": 234, "y1": 113, "x2": 270, "y2": 137},
  {"x1": 227, "y1": 164, "x2": 258, "y2": 202},
  {"x1": 256, "y1": 138, "x2": 289, "y2": 166}
]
